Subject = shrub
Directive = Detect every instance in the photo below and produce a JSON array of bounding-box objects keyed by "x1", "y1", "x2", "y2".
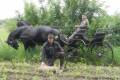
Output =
[{"x1": 24, "y1": 2, "x2": 39, "y2": 26}]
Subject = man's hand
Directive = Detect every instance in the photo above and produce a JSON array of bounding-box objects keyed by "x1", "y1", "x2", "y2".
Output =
[{"x1": 41, "y1": 62, "x2": 47, "y2": 66}]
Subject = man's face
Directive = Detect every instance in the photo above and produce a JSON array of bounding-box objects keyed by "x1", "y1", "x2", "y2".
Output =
[
  {"x1": 48, "y1": 35, "x2": 54, "y2": 44},
  {"x1": 82, "y1": 15, "x2": 87, "y2": 20}
]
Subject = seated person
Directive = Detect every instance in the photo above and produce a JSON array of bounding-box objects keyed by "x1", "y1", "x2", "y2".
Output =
[
  {"x1": 68, "y1": 15, "x2": 89, "y2": 44},
  {"x1": 41, "y1": 33, "x2": 65, "y2": 69}
]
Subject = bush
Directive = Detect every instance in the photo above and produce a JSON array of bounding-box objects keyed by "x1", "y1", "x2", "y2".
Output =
[{"x1": 24, "y1": 2, "x2": 39, "y2": 26}]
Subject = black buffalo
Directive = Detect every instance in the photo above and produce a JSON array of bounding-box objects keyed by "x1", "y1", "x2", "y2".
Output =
[
  {"x1": 17, "y1": 20, "x2": 31, "y2": 27},
  {"x1": 6, "y1": 26, "x2": 67, "y2": 50}
]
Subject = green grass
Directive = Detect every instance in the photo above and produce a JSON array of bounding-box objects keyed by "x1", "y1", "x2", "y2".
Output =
[
  {"x1": 0, "y1": 62, "x2": 120, "y2": 80},
  {"x1": 113, "y1": 47, "x2": 120, "y2": 65},
  {"x1": 0, "y1": 42, "x2": 41, "y2": 62},
  {"x1": 0, "y1": 27, "x2": 9, "y2": 41}
]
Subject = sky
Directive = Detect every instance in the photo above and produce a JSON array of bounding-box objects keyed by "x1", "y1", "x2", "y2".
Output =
[
  {"x1": 0, "y1": 0, "x2": 120, "y2": 20},
  {"x1": 100, "y1": 0, "x2": 120, "y2": 15}
]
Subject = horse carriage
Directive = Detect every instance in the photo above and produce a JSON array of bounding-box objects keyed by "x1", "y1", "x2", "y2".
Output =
[{"x1": 60, "y1": 28, "x2": 114, "y2": 65}]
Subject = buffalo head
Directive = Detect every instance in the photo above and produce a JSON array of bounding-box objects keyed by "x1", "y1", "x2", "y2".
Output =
[{"x1": 6, "y1": 38, "x2": 19, "y2": 49}]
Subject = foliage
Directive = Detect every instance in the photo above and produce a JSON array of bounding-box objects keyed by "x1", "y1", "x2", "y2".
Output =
[
  {"x1": 107, "y1": 14, "x2": 120, "y2": 46},
  {"x1": 24, "y1": 2, "x2": 39, "y2": 25},
  {"x1": 23, "y1": 0, "x2": 105, "y2": 34},
  {"x1": 92, "y1": 14, "x2": 120, "y2": 46}
]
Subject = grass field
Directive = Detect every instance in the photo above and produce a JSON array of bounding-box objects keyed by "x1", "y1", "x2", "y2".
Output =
[{"x1": 0, "y1": 62, "x2": 120, "y2": 80}]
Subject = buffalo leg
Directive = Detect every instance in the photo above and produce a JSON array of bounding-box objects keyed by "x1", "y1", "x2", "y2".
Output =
[{"x1": 22, "y1": 39, "x2": 36, "y2": 50}]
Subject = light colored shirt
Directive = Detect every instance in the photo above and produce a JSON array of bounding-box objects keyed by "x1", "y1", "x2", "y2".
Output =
[{"x1": 79, "y1": 19, "x2": 89, "y2": 29}]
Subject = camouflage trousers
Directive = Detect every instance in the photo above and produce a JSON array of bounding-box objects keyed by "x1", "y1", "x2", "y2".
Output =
[{"x1": 44, "y1": 52, "x2": 65, "y2": 69}]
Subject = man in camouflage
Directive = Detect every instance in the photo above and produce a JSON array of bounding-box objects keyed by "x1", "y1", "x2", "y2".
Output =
[{"x1": 41, "y1": 33, "x2": 65, "y2": 69}]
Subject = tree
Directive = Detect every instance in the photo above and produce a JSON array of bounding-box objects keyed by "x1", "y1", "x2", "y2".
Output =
[
  {"x1": 24, "y1": 2, "x2": 39, "y2": 25},
  {"x1": 23, "y1": 0, "x2": 106, "y2": 35},
  {"x1": 62, "y1": 0, "x2": 105, "y2": 34}
]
